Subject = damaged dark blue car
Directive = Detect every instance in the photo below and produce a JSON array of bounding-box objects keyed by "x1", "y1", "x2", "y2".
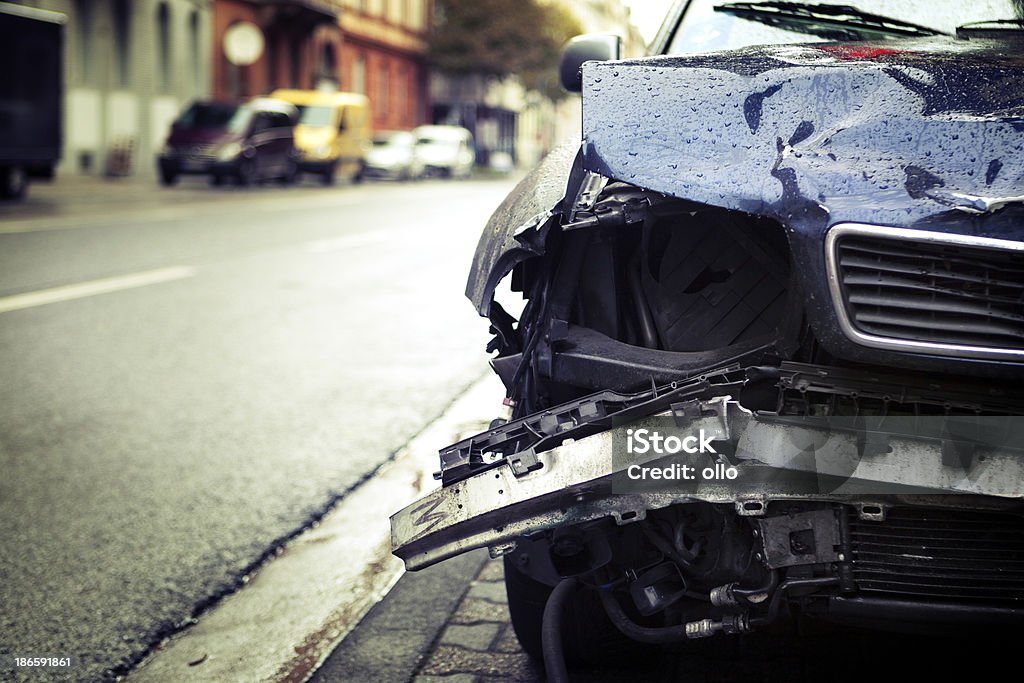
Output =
[{"x1": 393, "y1": 1, "x2": 1024, "y2": 677}]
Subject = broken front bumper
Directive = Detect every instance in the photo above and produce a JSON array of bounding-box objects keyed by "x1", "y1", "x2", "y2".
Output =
[{"x1": 392, "y1": 364, "x2": 1024, "y2": 571}]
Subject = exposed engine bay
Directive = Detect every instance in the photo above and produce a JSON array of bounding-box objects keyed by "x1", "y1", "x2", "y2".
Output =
[
  {"x1": 393, "y1": 176, "x2": 1024, "y2": 657},
  {"x1": 393, "y1": 21, "x2": 1024, "y2": 670}
]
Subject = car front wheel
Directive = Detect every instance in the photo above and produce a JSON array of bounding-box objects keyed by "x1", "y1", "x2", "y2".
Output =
[
  {"x1": 279, "y1": 160, "x2": 298, "y2": 186},
  {"x1": 1, "y1": 165, "x2": 28, "y2": 199},
  {"x1": 159, "y1": 168, "x2": 178, "y2": 186},
  {"x1": 236, "y1": 158, "x2": 255, "y2": 186},
  {"x1": 320, "y1": 165, "x2": 336, "y2": 185}
]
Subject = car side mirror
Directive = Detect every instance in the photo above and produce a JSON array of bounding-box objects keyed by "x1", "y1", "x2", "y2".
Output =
[{"x1": 559, "y1": 33, "x2": 622, "y2": 93}]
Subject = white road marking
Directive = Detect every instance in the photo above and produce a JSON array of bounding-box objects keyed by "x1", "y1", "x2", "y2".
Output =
[
  {"x1": 0, "y1": 266, "x2": 196, "y2": 314},
  {"x1": 304, "y1": 233, "x2": 389, "y2": 253}
]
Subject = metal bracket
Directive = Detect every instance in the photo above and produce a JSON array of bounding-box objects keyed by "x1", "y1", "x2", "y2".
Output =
[
  {"x1": 736, "y1": 499, "x2": 767, "y2": 517},
  {"x1": 857, "y1": 503, "x2": 887, "y2": 522},
  {"x1": 671, "y1": 396, "x2": 735, "y2": 442},
  {"x1": 488, "y1": 541, "x2": 517, "y2": 559},
  {"x1": 569, "y1": 171, "x2": 608, "y2": 222},
  {"x1": 755, "y1": 510, "x2": 840, "y2": 568},
  {"x1": 508, "y1": 448, "x2": 543, "y2": 477}
]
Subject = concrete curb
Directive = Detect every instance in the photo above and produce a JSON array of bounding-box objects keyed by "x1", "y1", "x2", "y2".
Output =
[{"x1": 126, "y1": 373, "x2": 506, "y2": 683}]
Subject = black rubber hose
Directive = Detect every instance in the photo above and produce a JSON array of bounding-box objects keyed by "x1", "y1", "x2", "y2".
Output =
[
  {"x1": 733, "y1": 569, "x2": 779, "y2": 600},
  {"x1": 628, "y1": 253, "x2": 659, "y2": 349},
  {"x1": 752, "y1": 576, "x2": 840, "y2": 626},
  {"x1": 542, "y1": 578, "x2": 577, "y2": 683},
  {"x1": 598, "y1": 589, "x2": 692, "y2": 644}
]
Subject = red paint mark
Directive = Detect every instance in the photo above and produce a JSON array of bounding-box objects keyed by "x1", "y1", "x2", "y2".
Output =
[{"x1": 817, "y1": 45, "x2": 900, "y2": 61}]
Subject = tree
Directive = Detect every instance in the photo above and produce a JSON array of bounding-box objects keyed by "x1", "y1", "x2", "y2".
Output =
[{"x1": 429, "y1": 0, "x2": 582, "y2": 100}]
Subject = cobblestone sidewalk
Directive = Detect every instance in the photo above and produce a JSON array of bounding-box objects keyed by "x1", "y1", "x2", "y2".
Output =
[
  {"x1": 413, "y1": 559, "x2": 543, "y2": 683},
  {"x1": 313, "y1": 546, "x2": 1018, "y2": 683}
]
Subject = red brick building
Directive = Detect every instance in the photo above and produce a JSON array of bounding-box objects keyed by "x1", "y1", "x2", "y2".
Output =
[
  {"x1": 212, "y1": 1, "x2": 342, "y2": 100},
  {"x1": 336, "y1": 0, "x2": 431, "y2": 131},
  {"x1": 211, "y1": 0, "x2": 430, "y2": 131}
]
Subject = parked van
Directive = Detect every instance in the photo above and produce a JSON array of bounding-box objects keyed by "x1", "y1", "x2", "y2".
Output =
[
  {"x1": 157, "y1": 98, "x2": 298, "y2": 186},
  {"x1": 270, "y1": 90, "x2": 371, "y2": 184}
]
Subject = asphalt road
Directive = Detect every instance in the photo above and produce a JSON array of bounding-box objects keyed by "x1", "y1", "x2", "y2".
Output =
[{"x1": 0, "y1": 174, "x2": 520, "y2": 682}]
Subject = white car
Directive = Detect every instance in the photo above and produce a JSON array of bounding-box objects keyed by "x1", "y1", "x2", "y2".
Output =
[
  {"x1": 364, "y1": 130, "x2": 425, "y2": 180},
  {"x1": 412, "y1": 125, "x2": 475, "y2": 178}
]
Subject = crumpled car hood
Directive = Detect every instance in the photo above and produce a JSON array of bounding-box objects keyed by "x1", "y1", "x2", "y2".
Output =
[
  {"x1": 466, "y1": 36, "x2": 1024, "y2": 316},
  {"x1": 583, "y1": 37, "x2": 1024, "y2": 228}
]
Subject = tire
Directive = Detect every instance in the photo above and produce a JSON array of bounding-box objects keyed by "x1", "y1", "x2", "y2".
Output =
[
  {"x1": 1, "y1": 165, "x2": 28, "y2": 199},
  {"x1": 279, "y1": 160, "x2": 297, "y2": 186},
  {"x1": 503, "y1": 556, "x2": 643, "y2": 665},
  {"x1": 320, "y1": 166, "x2": 336, "y2": 186},
  {"x1": 236, "y1": 158, "x2": 255, "y2": 186},
  {"x1": 159, "y1": 168, "x2": 178, "y2": 186},
  {"x1": 210, "y1": 173, "x2": 224, "y2": 187},
  {"x1": 352, "y1": 162, "x2": 365, "y2": 184}
]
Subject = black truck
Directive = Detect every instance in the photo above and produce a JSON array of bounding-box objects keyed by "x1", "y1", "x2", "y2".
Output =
[{"x1": 0, "y1": 2, "x2": 63, "y2": 199}]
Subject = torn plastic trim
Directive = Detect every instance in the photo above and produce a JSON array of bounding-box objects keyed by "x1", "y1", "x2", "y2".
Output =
[
  {"x1": 466, "y1": 142, "x2": 586, "y2": 317},
  {"x1": 436, "y1": 365, "x2": 743, "y2": 486},
  {"x1": 391, "y1": 395, "x2": 1024, "y2": 572}
]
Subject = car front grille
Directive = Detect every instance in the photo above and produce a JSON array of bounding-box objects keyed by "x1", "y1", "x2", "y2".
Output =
[
  {"x1": 827, "y1": 224, "x2": 1024, "y2": 358},
  {"x1": 168, "y1": 144, "x2": 217, "y2": 161},
  {"x1": 848, "y1": 507, "x2": 1024, "y2": 602}
]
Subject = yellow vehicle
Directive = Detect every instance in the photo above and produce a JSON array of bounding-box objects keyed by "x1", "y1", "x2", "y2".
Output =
[{"x1": 269, "y1": 89, "x2": 371, "y2": 184}]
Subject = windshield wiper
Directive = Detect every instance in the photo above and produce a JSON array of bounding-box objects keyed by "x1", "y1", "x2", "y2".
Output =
[{"x1": 714, "y1": 2, "x2": 949, "y2": 41}]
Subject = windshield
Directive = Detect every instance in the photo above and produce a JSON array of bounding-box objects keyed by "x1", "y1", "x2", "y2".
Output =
[
  {"x1": 295, "y1": 105, "x2": 335, "y2": 127},
  {"x1": 175, "y1": 103, "x2": 238, "y2": 130},
  {"x1": 417, "y1": 137, "x2": 458, "y2": 148},
  {"x1": 226, "y1": 107, "x2": 254, "y2": 134},
  {"x1": 668, "y1": 0, "x2": 1023, "y2": 53},
  {"x1": 373, "y1": 132, "x2": 413, "y2": 148}
]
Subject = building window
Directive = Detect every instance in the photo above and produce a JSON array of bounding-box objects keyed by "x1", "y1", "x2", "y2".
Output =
[
  {"x1": 189, "y1": 11, "x2": 200, "y2": 90},
  {"x1": 352, "y1": 54, "x2": 366, "y2": 94},
  {"x1": 113, "y1": 0, "x2": 131, "y2": 87},
  {"x1": 376, "y1": 62, "x2": 389, "y2": 116},
  {"x1": 156, "y1": 3, "x2": 171, "y2": 91},
  {"x1": 409, "y1": 0, "x2": 425, "y2": 31},
  {"x1": 319, "y1": 42, "x2": 337, "y2": 86},
  {"x1": 74, "y1": 0, "x2": 94, "y2": 85},
  {"x1": 395, "y1": 65, "x2": 407, "y2": 123},
  {"x1": 289, "y1": 37, "x2": 302, "y2": 88},
  {"x1": 266, "y1": 36, "x2": 277, "y2": 90},
  {"x1": 387, "y1": 0, "x2": 401, "y2": 24}
]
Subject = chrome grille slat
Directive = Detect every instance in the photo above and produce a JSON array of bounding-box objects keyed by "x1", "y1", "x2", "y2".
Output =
[
  {"x1": 847, "y1": 291, "x2": 1024, "y2": 322},
  {"x1": 826, "y1": 224, "x2": 1024, "y2": 358},
  {"x1": 853, "y1": 310, "x2": 1023, "y2": 337}
]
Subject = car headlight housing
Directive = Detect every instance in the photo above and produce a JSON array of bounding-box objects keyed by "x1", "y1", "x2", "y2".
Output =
[{"x1": 217, "y1": 142, "x2": 243, "y2": 161}]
